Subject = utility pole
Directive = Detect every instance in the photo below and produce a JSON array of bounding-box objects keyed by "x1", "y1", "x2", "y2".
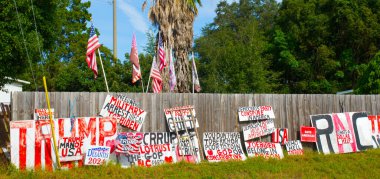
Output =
[{"x1": 113, "y1": 0, "x2": 117, "y2": 61}]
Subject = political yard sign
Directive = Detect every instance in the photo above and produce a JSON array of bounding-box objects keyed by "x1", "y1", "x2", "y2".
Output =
[
  {"x1": 164, "y1": 105, "x2": 199, "y2": 132},
  {"x1": 272, "y1": 128, "x2": 288, "y2": 145},
  {"x1": 285, "y1": 140, "x2": 303, "y2": 155},
  {"x1": 84, "y1": 146, "x2": 111, "y2": 165},
  {"x1": 245, "y1": 141, "x2": 284, "y2": 159},
  {"x1": 242, "y1": 119, "x2": 275, "y2": 141},
  {"x1": 100, "y1": 95, "x2": 147, "y2": 131},
  {"x1": 368, "y1": 115, "x2": 380, "y2": 148},
  {"x1": 300, "y1": 126, "x2": 317, "y2": 142},
  {"x1": 311, "y1": 112, "x2": 373, "y2": 154},
  {"x1": 203, "y1": 132, "x2": 246, "y2": 162},
  {"x1": 58, "y1": 137, "x2": 85, "y2": 162},
  {"x1": 34, "y1": 108, "x2": 54, "y2": 120},
  {"x1": 238, "y1": 106, "x2": 275, "y2": 121}
]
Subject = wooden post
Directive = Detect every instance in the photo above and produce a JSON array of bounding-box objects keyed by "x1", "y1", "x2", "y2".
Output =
[{"x1": 43, "y1": 77, "x2": 61, "y2": 169}]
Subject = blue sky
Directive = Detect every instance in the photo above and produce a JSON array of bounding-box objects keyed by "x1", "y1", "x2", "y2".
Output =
[{"x1": 88, "y1": 0, "x2": 233, "y2": 60}]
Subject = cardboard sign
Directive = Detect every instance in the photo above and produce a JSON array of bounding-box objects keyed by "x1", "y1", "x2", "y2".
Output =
[
  {"x1": 203, "y1": 132, "x2": 246, "y2": 162},
  {"x1": 115, "y1": 132, "x2": 143, "y2": 154},
  {"x1": 58, "y1": 137, "x2": 84, "y2": 162},
  {"x1": 114, "y1": 132, "x2": 178, "y2": 168},
  {"x1": 271, "y1": 128, "x2": 288, "y2": 145},
  {"x1": 285, "y1": 140, "x2": 303, "y2": 155},
  {"x1": 100, "y1": 95, "x2": 147, "y2": 131},
  {"x1": 300, "y1": 126, "x2": 317, "y2": 142},
  {"x1": 164, "y1": 105, "x2": 199, "y2": 132},
  {"x1": 10, "y1": 117, "x2": 117, "y2": 170},
  {"x1": 310, "y1": 112, "x2": 373, "y2": 154},
  {"x1": 173, "y1": 133, "x2": 201, "y2": 164},
  {"x1": 238, "y1": 106, "x2": 275, "y2": 121},
  {"x1": 245, "y1": 141, "x2": 284, "y2": 159},
  {"x1": 84, "y1": 146, "x2": 110, "y2": 165},
  {"x1": 242, "y1": 119, "x2": 275, "y2": 141},
  {"x1": 34, "y1": 108, "x2": 54, "y2": 120},
  {"x1": 368, "y1": 115, "x2": 380, "y2": 148}
]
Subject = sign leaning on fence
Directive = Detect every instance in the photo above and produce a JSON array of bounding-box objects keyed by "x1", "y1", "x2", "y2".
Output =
[
  {"x1": 164, "y1": 105, "x2": 199, "y2": 132},
  {"x1": 114, "y1": 132, "x2": 143, "y2": 154},
  {"x1": 242, "y1": 119, "x2": 275, "y2": 141},
  {"x1": 285, "y1": 140, "x2": 303, "y2": 155},
  {"x1": 84, "y1": 146, "x2": 111, "y2": 165},
  {"x1": 272, "y1": 128, "x2": 288, "y2": 145},
  {"x1": 34, "y1": 108, "x2": 54, "y2": 120},
  {"x1": 300, "y1": 126, "x2": 317, "y2": 142},
  {"x1": 238, "y1": 106, "x2": 275, "y2": 121},
  {"x1": 310, "y1": 112, "x2": 373, "y2": 154},
  {"x1": 99, "y1": 95, "x2": 147, "y2": 131},
  {"x1": 10, "y1": 117, "x2": 117, "y2": 170},
  {"x1": 203, "y1": 132, "x2": 246, "y2": 162},
  {"x1": 367, "y1": 115, "x2": 380, "y2": 148},
  {"x1": 175, "y1": 134, "x2": 201, "y2": 163},
  {"x1": 114, "y1": 132, "x2": 178, "y2": 168},
  {"x1": 245, "y1": 141, "x2": 284, "y2": 159}
]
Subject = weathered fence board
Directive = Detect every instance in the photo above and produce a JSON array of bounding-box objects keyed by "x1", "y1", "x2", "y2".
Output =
[{"x1": 11, "y1": 92, "x2": 380, "y2": 142}]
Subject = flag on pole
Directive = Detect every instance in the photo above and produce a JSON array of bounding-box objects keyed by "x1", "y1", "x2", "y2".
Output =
[
  {"x1": 192, "y1": 55, "x2": 201, "y2": 92},
  {"x1": 150, "y1": 57, "x2": 162, "y2": 93},
  {"x1": 169, "y1": 48, "x2": 176, "y2": 91},
  {"x1": 130, "y1": 34, "x2": 141, "y2": 83},
  {"x1": 158, "y1": 35, "x2": 166, "y2": 71},
  {"x1": 86, "y1": 23, "x2": 101, "y2": 78}
]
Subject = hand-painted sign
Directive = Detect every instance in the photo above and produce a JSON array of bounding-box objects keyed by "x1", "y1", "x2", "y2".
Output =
[
  {"x1": 10, "y1": 117, "x2": 117, "y2": 170},
  {"x1": 115, "y1": 132, "x2": 143, "y2": 154},
  {"x1": 242, "y1": 119, "x2": 275, "y2": 141},
  {"x1": 34, "y1": 108, "x2": 54, "y2": 120},
  {"x1": 245, "y1": 141, "x2": 284, "y2": 159},
  {"x1": 58, "y1": 137, "x2": 84, "y2": 162},
  {"x1": 300, "y1": 126, "x2": 316, "y2": 142},
  {"x1": 84, "y1": 146, "x2": 110, "y2": 165},
  {"x1": 271, "y1": 128, "x2": 288, "y2": 145},
  {"x1": 114, "y1": 132, "x2": 177, "y2": 168},
  {"x1": 100, "y1": 95, "x2": 147, "y2": 131},
  {"x1": 285, "y1": 140, "x2": 303, "y2": 155},
  {"x1": 164, "y1": 105, "x2": 199, "y2": 132},
  {"x1": 175, "y1": 133, "x2": 201, "y2": 163},
  {"x1": 310, "y1": 112, "x2": 373, "y2": 154},
  {"x1": 203, "y1": 132, "x2": 246, "y2": 162},
  {"x1": 238, "y1": 106, "x2": 275, "y2": 121},
  {"x1": 368, "y1": 115, "x2": 380, "y2": 148}
]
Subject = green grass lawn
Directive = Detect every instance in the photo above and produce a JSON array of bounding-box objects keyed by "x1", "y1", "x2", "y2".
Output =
[{"x1": 1, "y1": 149, "x2": 380, "y2": 178}]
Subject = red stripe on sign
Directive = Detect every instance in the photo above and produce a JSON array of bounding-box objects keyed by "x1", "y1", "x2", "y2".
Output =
[
  {"x1": 19, "y1": 128, "x2": 27, "y2": 170},
  {"x1": 45, "y1": 139, "x2": 52, "y2": 171},
  {"x1": 35, "y1": 138, "x2": 42, "y2": 170}
]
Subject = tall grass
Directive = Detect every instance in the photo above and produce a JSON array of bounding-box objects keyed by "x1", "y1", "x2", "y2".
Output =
[{"x1": 2, "y1": 149, "x2": 380, "y2": 178}]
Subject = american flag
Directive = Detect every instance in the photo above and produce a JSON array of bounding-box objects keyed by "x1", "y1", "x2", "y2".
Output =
[
  {"x1": 158, "y1": 35, "x2": 166, "y2": 71},
  {"x1": 130, "y1": 34, "x2": 141, "y2": 83},
  {"x1": 151, "y1": 57, "x2": 162, "y2": 93},
  {"x1": 115, "y1": 133, "x2": 143, "y2": 155},
  {"x1": 86, "y1": 24, "x2": 101, "y2": 78}
]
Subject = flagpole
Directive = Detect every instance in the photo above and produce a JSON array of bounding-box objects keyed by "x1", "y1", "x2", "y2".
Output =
[
  {"x1": 192, "y1": 52, "x2": 195, "y2": 94},
  {"x1": 140, "y1": 76, "x2": 145, "y2": 93},
  {"x1": 97, "y1": 49, "x2": 110, "y2": 93}
]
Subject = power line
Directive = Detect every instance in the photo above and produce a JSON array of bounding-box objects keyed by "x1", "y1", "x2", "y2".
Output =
[{"x1": 12, "y1": 0, "x2": 38, "y2": 91}]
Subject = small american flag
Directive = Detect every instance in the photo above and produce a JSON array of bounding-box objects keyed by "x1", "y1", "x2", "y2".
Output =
[
  {"x1": 151, "y1": 57, "x2": 162, "y2": 93},
  {"x1": 86, "y1": 24, "x2": 101, "y2": 78},
  {"x1": 130, "y1": 34, "x2": 141, "y2": 83},
  {"x1": 158, "y1": 35, "x2": 166, "y2": 71}
]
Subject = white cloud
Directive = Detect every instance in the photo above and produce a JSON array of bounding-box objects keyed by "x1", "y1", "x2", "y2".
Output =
[{"x1": 118, "y1": 0, "x2": 148, "y2": 34}]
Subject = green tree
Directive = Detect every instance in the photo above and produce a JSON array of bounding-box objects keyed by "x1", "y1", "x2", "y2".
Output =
[
  {"x1": 355, "y1": 52, "x2": 380, "y2": 94},
  {"x1": 195, "y1": 0, "x2": 279, "y2": 93}
]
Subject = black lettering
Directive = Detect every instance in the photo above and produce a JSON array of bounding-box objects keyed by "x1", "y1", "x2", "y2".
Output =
[
  {"x1": 352, "y1": 112, "x2": 373, "y2": 151},
  {"x1": 311, "y1": 115, "x2": 334, "y2": 153}
]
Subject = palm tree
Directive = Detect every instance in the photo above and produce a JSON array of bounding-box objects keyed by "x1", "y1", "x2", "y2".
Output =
[{"x1": 145, "y1": 0, "x2": 201, "y2": 92}]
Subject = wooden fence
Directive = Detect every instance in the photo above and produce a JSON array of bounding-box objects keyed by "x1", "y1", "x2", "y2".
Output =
[{"x1": 11, "y1": 92, "x2": 380, "y2": 142}]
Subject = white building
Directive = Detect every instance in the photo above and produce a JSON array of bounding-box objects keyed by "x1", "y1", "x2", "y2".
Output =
[{"x1": 0, "y1": 78, "x2": 30, "y2": 104}]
